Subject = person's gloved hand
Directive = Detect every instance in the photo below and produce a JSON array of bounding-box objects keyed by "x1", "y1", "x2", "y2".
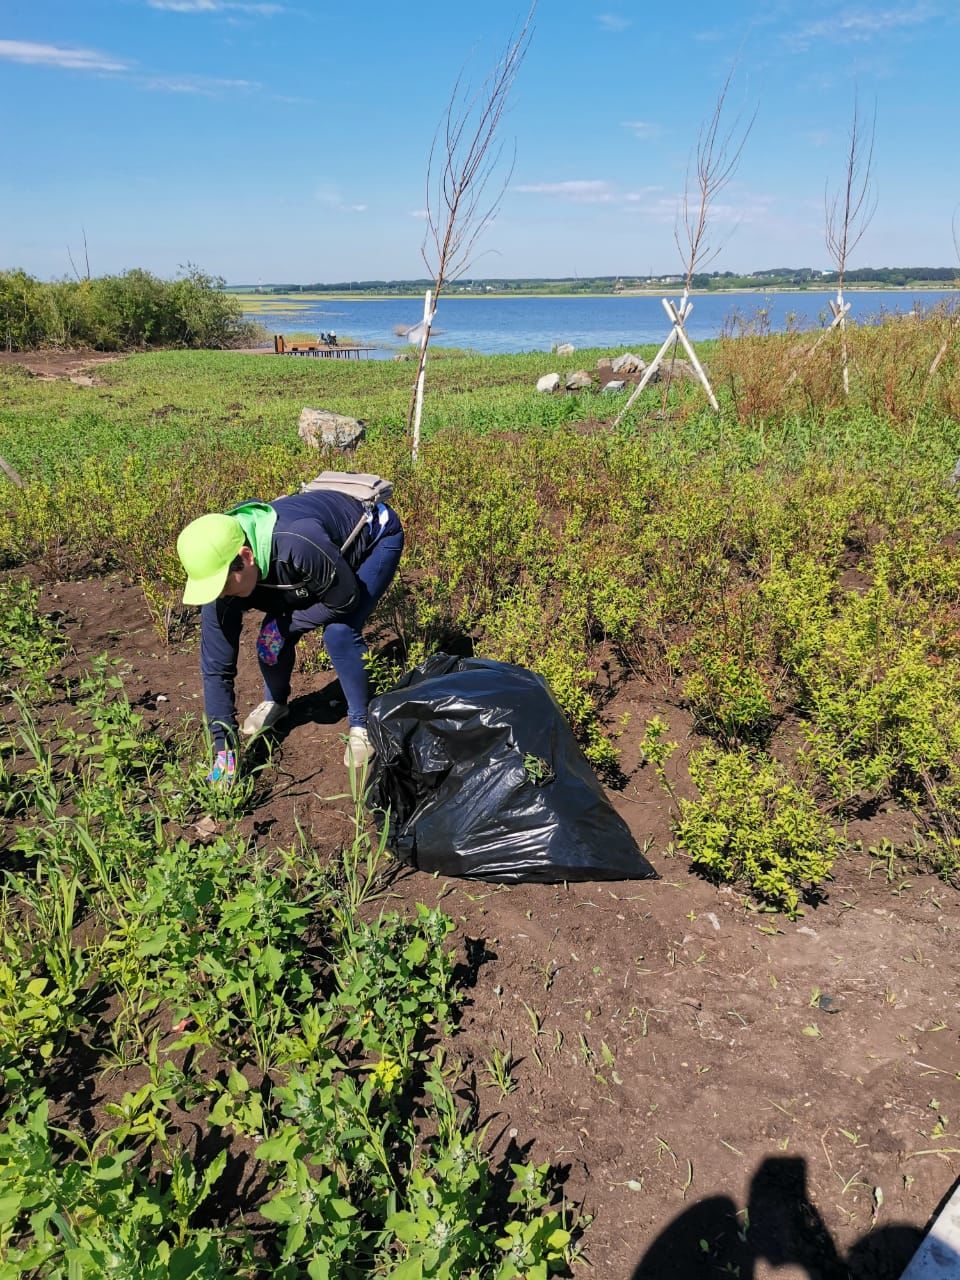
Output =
[
  {"x1": 257, "y1": 617, "x2": 285, "y2": 666},
  {"x1": 206, "y1": 750, "x2": 236, "y2": 784}
]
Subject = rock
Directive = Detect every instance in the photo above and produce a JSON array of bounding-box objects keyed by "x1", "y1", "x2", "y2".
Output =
[
  {"x1": 596, "y1": 357, "x2": 613, "y2": 370},
  {"x1": 612, "y1": 352, "x2": 645, "y2": 374},
  {"x1": 660, "y1": 357, "x2": 704, "y2": 384},
  {"x1": 602, "y1": 379, "x2": 626, "y2": 393},
  {"x1": 817, "y1": 994, "x2": 842, "y2": 1014},
  {"x1": 393, "y1": 352, "x2": 414, "y2": 362},
  {"x1": 298, "y1": 408, "x2": 366, "y2": 451},
  {"x1": 565, "y1": 370, "x2": 593, "y2": 391},
  {"x1": 69, "y1": 374, "x2": 96, "y2": 387},
  {"x1": 536, "y1": 373, "x2": 561, "y2": 393},
  {"x1": 949, "y1": 458, "x2": 960, "y2": 488},
  {"x1": 555, "y1": 342, "x2": 575, "y2": 356}
]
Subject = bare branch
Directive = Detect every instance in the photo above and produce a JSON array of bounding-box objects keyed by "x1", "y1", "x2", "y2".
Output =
[
  {"x1": 408, "y1": 4, "x2": 535, "y2": 449},
  {"x1": 66, "y1": 243, "x2": 83, "y2": 284},
  {"x1": 66, "y1": 227, "x2": 92, "y2": 284},
  {"x1": 676, "y1": 64, "x2": 757, "y2": 292},
  {"x1": 922, "y1": 206, "x2": 960, "y2": 395},
  {"x1": 824, "y1": 93, "x2": 877, "y2": 290}
]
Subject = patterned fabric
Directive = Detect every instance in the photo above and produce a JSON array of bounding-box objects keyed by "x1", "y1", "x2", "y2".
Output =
[
  {"x1": 256, "y1": 617, "x2": 285, "y2": 666},
  {"x1": 207, "y1": 750, "x2": 236, "y2": 783}
]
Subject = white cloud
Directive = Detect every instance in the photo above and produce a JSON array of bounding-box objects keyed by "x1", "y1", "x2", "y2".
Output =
[
  {"x1": 515, "y1": 179, "x2": 617, "y2": 204},
  {"x1": 621, "y1": 187, "x2": 776, "y2": 228},
  {"x1": 624, "y1": 194, "x2": 677, "y2": 222},
  {"x1": 148, "y1": 0, "x2": 284, "y2": 13},
  {"x1": 708, "y1": 195, "x2": 777, "y2": 226},
  {"x1": 409, "y1": 209, "x2": 429, "y2": 220},
  {"x1": 0, "y1": 39, "x2": 129, "y2": 72},
  {"x1": 316, "y1": 184, "x2": 367, "y2": 213},
  {"x1": 0, "y1": 35, "x2": 274, "y2": 97},
  {"x1": 516, "y1": 180, "x2": 668, "y2": 208},
  {"x1": 621, "y1": 120, "x2": 662, "y2": 139},
  {"x1": 788, "y1": 4, "x2": 938, "y2": 48},
  {"x1": 138, "y1": 73, "x2": 259, "y2": 94},
  {"x1": 597, "y1": 12, "x2": 631, "y2": 31}
]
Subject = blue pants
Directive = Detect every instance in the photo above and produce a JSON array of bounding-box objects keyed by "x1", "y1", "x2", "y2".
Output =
[{"x1": 260, "y1": 523, "x2": 404, "y2": 727}]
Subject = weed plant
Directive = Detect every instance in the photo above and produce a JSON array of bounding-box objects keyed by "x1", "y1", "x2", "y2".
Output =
[
  {"x1": 0, "y1": 589, "x2": 580, "y2": 1278},
  {"x1": 2, "y1": 317, "x2": 960, "y2": 908}
]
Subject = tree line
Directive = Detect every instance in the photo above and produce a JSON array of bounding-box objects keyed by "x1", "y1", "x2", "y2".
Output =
[
  {"x1": 1, "y1": 266, "x2": 262, "y2": 353},
  {"x1": 250, "y1": 266, "x2": 959, "y2": 298}
]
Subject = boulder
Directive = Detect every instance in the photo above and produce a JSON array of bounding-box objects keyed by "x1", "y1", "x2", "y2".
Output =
[
  {"x1": 660, "y1": 357, "x2": 704, "y2": 384},
  {"x1": 612, "y1": 352, "x2": 645, "y2": 374},
  {"x1": 596, "y1": 357, "x2": 613, "y2": 370},
  {"x1": 565, "y1": 370, "x2": 593, "y2": 391},
  {"x1": 536, "y1": 373, "x2": 561, "y2": 393},
  {"x1": 555, "y1": 342, "x2": 575, "y2": 356},
  {"x1": 602, "y1": 379, "x2": 626, "y2": 394},
  {"x1": 298, "y1": 408, "x2": 366, "y2": 451}
]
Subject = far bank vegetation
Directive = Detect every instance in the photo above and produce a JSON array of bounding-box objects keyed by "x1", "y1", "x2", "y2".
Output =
[{"x1": 0, "y1": 265, "x2": 262, "y2": 353}]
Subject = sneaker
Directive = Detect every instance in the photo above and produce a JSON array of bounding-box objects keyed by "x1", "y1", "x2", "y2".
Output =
[
  {"x1": 343, "y1": 726, "x2": 376, "y2": 769},
  {"x1": 241, "y1": 700, "x2": 289, "y2": 737}
]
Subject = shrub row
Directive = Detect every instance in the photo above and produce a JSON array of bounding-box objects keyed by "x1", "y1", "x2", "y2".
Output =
[{"x1": 0, "y1": 266, "x2": 262, "y2": 351}]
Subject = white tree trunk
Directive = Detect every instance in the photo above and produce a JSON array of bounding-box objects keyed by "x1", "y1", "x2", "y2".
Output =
[
  {"x1": 411, "y1": 288, "x2": 434, "y2": 463},
  {"x1": 838, "y1": 287, "x2": 849, "y2": 396}
]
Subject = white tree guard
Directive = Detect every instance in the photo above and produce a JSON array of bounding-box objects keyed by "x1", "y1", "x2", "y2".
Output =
[{"x1": 613, "y1": 293, "x2": 719, "y2": 428}]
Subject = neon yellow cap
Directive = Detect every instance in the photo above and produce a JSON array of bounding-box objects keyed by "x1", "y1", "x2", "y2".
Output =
[{"x1": 176, "y1": 513, "x2": 244, "y2": 605}]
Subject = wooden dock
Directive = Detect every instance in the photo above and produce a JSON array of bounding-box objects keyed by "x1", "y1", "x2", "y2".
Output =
[{"x1": 274, "y1": 335, "x2": 373, "y2": 360}]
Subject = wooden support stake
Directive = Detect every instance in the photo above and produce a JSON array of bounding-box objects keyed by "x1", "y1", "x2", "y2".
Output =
[
  {"x1": 922, "y1": 315, "x2": 959, "y2": 399},
  {"x1": 0, "y1": 455, "x2": 24, "y2": 487},
  {"x1": 664, "y1": 298, "x2": 719, "y2": 410},
  {"x1": 411, "y1": 288, "x2": 435, "y2": 463},
  {"x1": 783, "y1": 294, "x2": 855, "y2": 384},
  {"x1": 613, "y1": 292, "x2": 719, "y2": 426}
]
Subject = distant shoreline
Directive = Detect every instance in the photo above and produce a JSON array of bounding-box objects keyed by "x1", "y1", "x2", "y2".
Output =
[{"x1": 236, "y1": 285, "x2": 959, "y2": 304}]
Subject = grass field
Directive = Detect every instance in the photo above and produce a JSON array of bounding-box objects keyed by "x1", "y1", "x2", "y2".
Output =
[{"x1": 1, "y1": 319, "x2": 959, "y2": 1275}]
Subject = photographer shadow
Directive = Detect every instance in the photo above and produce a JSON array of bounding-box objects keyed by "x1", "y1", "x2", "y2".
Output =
[{"x1": 631, "y1": 1156, "x2": 932, "y2": 1280}]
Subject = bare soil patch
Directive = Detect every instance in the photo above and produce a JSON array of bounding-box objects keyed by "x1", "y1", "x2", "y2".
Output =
[
  {"x1": 23, "y1": 569, "x2": 960, "y2": 1279},
  {"x1": 0, "y1": 349, "x2": 124, "y2": 382},
  {"x1": 0, "y1": 346, "x2": 273, "y2": 384}
]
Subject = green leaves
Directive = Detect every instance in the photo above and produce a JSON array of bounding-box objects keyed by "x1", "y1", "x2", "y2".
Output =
[
  {"x1": 0, "y1": 547, "x2": 582, "y2": 1280},
  {"x1": 677, "y1": 745, "x2": 840, "y2": 916}
]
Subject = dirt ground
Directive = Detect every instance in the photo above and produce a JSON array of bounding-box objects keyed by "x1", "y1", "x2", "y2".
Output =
[
  {"x1": 0, "y1": 348, "x2": 277, "y2": 386},
  {"x1": 0, "y1": 349, "x2": 125, "y2": 383},
  {"x1": 19, "y1": 568, "x2": 960, "y2": 1279}
]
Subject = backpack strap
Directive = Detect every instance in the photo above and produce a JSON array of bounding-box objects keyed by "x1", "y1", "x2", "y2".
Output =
[
  {"x1": 299, "y1": 472, "x2": 393, "y2": 554},
  {"x1": 341, "y1": 508, "x2": 374, "y2": 554}
]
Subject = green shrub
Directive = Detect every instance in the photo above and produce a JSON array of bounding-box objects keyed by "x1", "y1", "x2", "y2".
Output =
[
  {"x1": 677, "y1": 745, "x2": 840, "y2": 915},
  {"x1": 0, "y1": 267, "x2": 260, "y2": 352},
  {"x1": 0, "y1": 579, "x2": 65, "y2": 699}
]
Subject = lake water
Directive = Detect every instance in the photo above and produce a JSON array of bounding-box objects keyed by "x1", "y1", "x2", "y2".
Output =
[{"x1": 244, "y1": 290, "x2": 958, "y2": 357}]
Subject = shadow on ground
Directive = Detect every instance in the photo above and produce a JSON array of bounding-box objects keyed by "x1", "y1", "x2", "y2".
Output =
[{"x1": 631, "y1": 1155, "x2": 939, "y2": 1279}]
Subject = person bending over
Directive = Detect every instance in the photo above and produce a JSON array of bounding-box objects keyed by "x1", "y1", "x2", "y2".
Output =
[{"x1": 176, "y1": 487, "x2": 403, "y2": 781}]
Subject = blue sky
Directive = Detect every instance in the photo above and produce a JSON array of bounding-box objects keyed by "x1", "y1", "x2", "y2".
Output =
[{"x1": 2, "y1": 1, "x2": 957, "y2": 282}]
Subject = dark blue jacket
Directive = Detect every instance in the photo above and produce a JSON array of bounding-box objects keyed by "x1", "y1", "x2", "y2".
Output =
[{"x1": 199, "y1": 489, "x2": 397, "y2": 743}]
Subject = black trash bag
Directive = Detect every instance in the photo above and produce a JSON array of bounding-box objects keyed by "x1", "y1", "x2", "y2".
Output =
[{"x1": 367, "y1": 655, "x2": 658, "y2": 884}]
